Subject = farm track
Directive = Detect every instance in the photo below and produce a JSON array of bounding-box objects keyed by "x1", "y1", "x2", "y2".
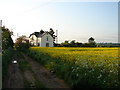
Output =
[
  {"x1": 3, "y1": 51, "x2": 71, "y2": 89},
  {"x1": 21, "y1": 53, "x2": 71, "y2": 89}
]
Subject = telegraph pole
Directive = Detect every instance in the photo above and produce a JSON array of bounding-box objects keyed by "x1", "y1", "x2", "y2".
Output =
[
  {"x1": 17, "y1": 33, "x2": 19, "y2": 38},
  {"x1": 0, "y1": 20, "x2": 2, "y2": 27},
  {"x1": 56, "y1": 30, "x2": 58, "y2": 44},
  {"x1": 0, "y1": 20, "x2": 2, "y2": 90}
]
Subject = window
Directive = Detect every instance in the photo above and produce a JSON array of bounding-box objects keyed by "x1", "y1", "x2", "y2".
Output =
[
  {"x1": 38, "y1": 43, "x2": 40, "y2": 46},
  {"x1": 47, "y1": 36, "x2": 48, "y2": 41}
]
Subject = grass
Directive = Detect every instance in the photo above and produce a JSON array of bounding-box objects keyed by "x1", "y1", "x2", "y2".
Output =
[
  {"x1": 26, "y1": 47, "x2": 119, "y2": 88},
  {"x1": 19, "y1": 60, "x2": 31, "y2": 72},
  {"x1": 18, "y1": 52, "x2": 47, "y2": 88}
]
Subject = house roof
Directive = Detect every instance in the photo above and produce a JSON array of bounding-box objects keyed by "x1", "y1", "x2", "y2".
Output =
[
  {"x1": 29, "y1": 31, "x2": 53, "y2": 38},
  {"x1": 89, "y1": 37, "x2": 94, "y2": 40},
  {"x1": 29, "y1": 32, "x2": 40, "y2": 37}
]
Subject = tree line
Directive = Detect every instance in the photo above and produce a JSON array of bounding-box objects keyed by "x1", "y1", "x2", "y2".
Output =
[{"x1": 57, "y1": 40, "x2": 96, "y2": 47}]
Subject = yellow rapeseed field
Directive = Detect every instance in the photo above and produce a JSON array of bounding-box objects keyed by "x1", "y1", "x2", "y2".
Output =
[{"x1": 28, "y1": 47, "x2": 119, "y2": 88}]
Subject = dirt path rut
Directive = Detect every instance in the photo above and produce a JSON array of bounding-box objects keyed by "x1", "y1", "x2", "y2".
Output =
[{"x1": 22, "y1": 53, "x2": 70, "y2": 89}]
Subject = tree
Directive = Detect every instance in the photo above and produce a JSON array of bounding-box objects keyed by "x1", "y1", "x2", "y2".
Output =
[
  {"x1": 2, "y1": 26, "x2": 14, "y2": 51},
  {"x1": 70, "y1": 40, "x2": 76, "y2": 47},
  {"x1": 49, "y1": 28, "x2": 56, "y2": 43},
  {"x1": 49, "y1": 28, "x2": 55, "y2": 35},
  {"x1": 14, "y1": 35, "x2": 29, "y2": 51},
  {"x1": 40, "y1": 29, "x2": 44, "y2": 34},
  {"x1": 61, "y1": 40, "x2": 70, "y2": 47},
  {"x1": 76, "y1": 42, "x2": 83, "y2": 47}
]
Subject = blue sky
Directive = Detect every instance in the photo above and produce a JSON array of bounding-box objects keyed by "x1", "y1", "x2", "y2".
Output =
[{"x1": 0, "y1": 0, "x2": 118, "y2": 43}]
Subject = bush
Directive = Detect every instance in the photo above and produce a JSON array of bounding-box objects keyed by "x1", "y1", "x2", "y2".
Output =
[
  {"x1": 2, "y1": 48, "x2": 13, "y2": 81},
  {"x1": 14, "y1": 35, "x2": 30, "y2": 51}
]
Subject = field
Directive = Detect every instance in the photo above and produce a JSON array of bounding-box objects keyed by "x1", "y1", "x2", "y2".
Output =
[{"x1": 27, "y1": 47, "x2": 119, "y2": 88}]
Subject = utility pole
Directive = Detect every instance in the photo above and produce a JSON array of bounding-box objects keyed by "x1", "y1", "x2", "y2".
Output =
[
  {"x1": 56, "y1": 30, "x2": 58, "y2": 43},
  {"x1": 17, "y1": 33, "x2": 19, "y2": 38},
  {"x1": 0, "y1": 20, "x2": 2, "y2": 27},
  {"x1": 0, "y1": 20, "x2": 2, "y2": 90}
]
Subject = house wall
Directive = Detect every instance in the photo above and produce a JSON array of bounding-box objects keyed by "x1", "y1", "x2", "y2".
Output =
[
  {"x1": 89, "y1": 40, "x2": 94, "y2": 43},
  {"x1": 40, "y1": 33, "x2": 54, "y2": 47},
  {"x1": 38, "y1": 38, "x2": 41, "y2": 46},
  {"x1": 29, "y1": 35, "x2": 38, "y2": 46}
]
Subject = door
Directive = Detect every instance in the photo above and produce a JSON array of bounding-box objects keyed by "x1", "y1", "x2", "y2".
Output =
[{"x1": 46, "y1": 43, "x2": 49, "y2": 47}]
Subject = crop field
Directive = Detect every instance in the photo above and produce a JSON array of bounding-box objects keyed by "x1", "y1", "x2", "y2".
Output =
[{"x1": 27, "y1": 47, "x2": 119, "y2": 88}]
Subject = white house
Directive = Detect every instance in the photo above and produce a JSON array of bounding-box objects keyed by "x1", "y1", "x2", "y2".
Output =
[{"x1": 29, "y1": 30, "x2": 55, "y2": 47}]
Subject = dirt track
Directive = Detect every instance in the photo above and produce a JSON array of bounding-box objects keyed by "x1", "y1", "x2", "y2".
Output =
[
  {"x1": 22, "y1": 53, "x2": 70, "y2": 88},
  {"x1": 6, "y1": 63, "x2": 24, "y2": 88},
  {"x1": 3, "y1": 51, "x2": 71, "y2": 89}
]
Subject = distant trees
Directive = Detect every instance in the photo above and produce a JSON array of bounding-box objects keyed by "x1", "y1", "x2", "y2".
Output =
[
  {"x1": 14, "y1": 35, "x2": 29, "y2": 51},
  {"x1": 60, "y1": 37, "x2": 96, "y2": 47},
  {"x1": 61, "y1": 40, "x2": 83, "y2": 47},
  {"x1": 60, "y1": 40, "x2": 96, "y2": 47},
  {"x1": 61, "y1": 40, "x2": 69, "y2": 47}
]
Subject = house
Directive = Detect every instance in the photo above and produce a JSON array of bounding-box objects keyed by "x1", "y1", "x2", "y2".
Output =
[
  {"x1": 88, "y1": 37, "x2": 95, "y2": 43},
  {"x1": 29, "y1": 29, "x2": 55, "y2": 47}
]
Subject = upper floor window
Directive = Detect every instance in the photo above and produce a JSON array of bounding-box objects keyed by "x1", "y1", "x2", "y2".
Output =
[{"x1": 47, "y1": 36, "x2": 48, "y2": 41}]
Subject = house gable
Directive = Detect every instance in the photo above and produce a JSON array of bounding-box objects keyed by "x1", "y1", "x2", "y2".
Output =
[
  {"x1": 40, "y1": 32, "x2": 54, "y2": 47},
  {"x1": 29, "y1": 30, "x2": 54, "y2": 47}
]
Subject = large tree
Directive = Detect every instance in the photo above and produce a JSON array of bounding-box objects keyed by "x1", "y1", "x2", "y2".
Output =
[{"x1": 2, "y1": 26, "x2": 14, "y2": 51}]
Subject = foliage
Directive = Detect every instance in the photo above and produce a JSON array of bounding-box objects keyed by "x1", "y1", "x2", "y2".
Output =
[
  {"x1": 60, "y1": 40, "x2": 96, "y2": 47},
  {"x1": 14, "y1": 35, "x2": 29, "y2": 51},
  {"x1": 27, "y1": 47, "x2": 119, "y2": 88},
  {"x1": 19, "y1": 60, "x2": 31, "y2": 72},
  {"x1": 1, "y1": 26, "x2": 14, "y2": 82},
  {"x1": 61, "y1": 40, "x2": 70, "y2": 47},
  {"x1": 2, "y1": 48, "x2": 13, "y2": 81},
  {"x1": 2, "y1": 26, "x2": 14, "y2": 50},
  {"x1": 49, "y1": 28, "x2": 56, "y2": 42}
]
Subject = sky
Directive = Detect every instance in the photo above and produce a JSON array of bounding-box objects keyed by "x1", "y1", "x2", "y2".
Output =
[{"x1": 0, "y1": 0, "x2": 118, "y2": 43}]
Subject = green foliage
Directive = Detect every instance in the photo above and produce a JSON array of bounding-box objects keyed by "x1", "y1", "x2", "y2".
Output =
[
  {"x1": 1, "y1": 26, "x2": 14, "y2": 83},
  {"x1": 61, "y1": 40, "x2": 70, "y2": 47},
  {"x1": 60, "y1": 40, "x2": 96, "y2": 47},
  {"x1": 19, "y1": 60, "x2": 31, "y2": 71},
  {"x1": 14, "y1": 35, "x2": 29, "y2": 51},
  {"x1": 2, "y1": 48, "x2": 13, "y2": 81},
  {"x1": 2, "y1": 26, "x2": 14, "y2": 50}
]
